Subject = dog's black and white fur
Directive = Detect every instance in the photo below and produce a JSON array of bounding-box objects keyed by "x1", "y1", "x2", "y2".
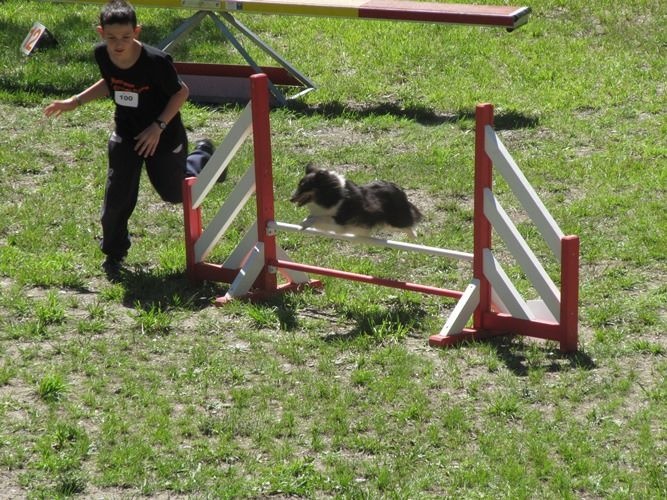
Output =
[{"x1": 290, "y1": 164, "x2": 422, "y2": 237}]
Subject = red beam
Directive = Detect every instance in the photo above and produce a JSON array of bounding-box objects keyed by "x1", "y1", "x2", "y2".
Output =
[
  {"x1": 474, "y1": 103, "x2": 494, "y2": 330},
  {"x1": 559, "y1": 235, "x2": 580, "y2": 352},
  {"x1": 359, "y1": 2, "x2": 531, "y2": 29},
  {"x1": 174, "y1": 62, "x2": 303, "y2": 87},
  {"x1": 274, "y1": 259, "x2": 463, "y2": 299},
  {"x1": 182, "y1": 177, "x2": 202, "y2": 282},
  {"x1": 251, "y1": 74, "x2": 278, "y2": 293},
  {"x1": 481, "y1": 312, "x2": 563, "y2": 342}
]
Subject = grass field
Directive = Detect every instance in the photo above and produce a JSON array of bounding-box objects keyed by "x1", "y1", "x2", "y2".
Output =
[{"x1": 0, "y1": 0, "x2": 665, "y2": 497}]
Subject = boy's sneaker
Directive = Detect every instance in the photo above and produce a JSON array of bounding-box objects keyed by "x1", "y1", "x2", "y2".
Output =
[
  {"x1": 194, "y1": 138, "x2": 215, "y2": 156},
  {"x1": 195, "y1": 139, "x2": 227, "y2": 183},
  {"x1": 102, "y1": 256, "x2": 124, "y2": 281}
]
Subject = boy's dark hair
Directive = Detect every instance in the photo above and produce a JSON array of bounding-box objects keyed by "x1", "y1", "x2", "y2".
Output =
[{"x1": 100, "y1": 0, "x2": 137, "y2": 28}]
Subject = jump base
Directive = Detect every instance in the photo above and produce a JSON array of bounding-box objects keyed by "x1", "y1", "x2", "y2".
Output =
[{"x1": 215, "y1": 280, "x2": 323, "y2": 305}]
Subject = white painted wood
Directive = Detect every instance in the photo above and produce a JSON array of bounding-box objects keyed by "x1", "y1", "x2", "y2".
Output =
[
  {"x1": 221, "y1": 221, "x2": 311, "y2": 283},
  {"x1": 222, "y1": 221, "x2": 258, "y2": 269},
  {"x1": 483, "y1": 248, "x2": 534, "y2": 321},
  {"x1": 195, "y1": 165, "x2": 256, "y2": 262},
  {"x1": 269, "y1": 221, "x2": 474, "y2": 262},
  {"x1": 191, "y1": 102, "x2": 253, "y2": 208},
  {"x1": 491, "y1": 288, "x2": 510, "y2": 315},
  {"x1": 223, "y1": 243, "x2": 265, "y2": 300},
  {"x1": 220, "y1": 222, "x2": 310, "y2": 283},
  {"x1": 484, "y1": 125, "x2": 564, "y2": 260},
  {"x1": 483, "y1": 188, "x2": 561, "y2": 321},
  {"x1": 527, "y1": 299, "x2": 557, "y2": 323},
  {"x1": 440, "y1": 279, "x2": 480, "y2": 336}
]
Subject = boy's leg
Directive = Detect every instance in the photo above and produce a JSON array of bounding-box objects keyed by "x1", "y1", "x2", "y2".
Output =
[
  {"x1": 101, "y1": 133, "x2": 143, "y2": 262},
  {"x1": 187, "y1": 139, "x2": 215, "y2": 178},
  {"x1": 146, "y1": 134, "x2": 215, "y2": 203},
  {"x1": 146, "y1": 133, "x2": 189, "y2": 204}
]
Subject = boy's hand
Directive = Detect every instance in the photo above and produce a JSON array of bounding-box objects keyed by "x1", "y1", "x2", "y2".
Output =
[
  {"x1": 134, "y1": 122, "x2": 162, "y2": 158},
  {"x1": 44, "y1": 97, "x2": 78, "y2": 118}
]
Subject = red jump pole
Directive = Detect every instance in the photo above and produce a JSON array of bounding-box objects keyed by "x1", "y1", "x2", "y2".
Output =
[
  {"x1": 250, "y1": 74, "x2": 278, "y2": 293},
  {"x1": 473, "y1": 104, "x2": 494, "y2": 331},
  {"x1": 182, "y1": 176, "x2": 202, "y2": 282},
  {"x1": 559, "y1": 235, "x2": 580, "y2": 352},
  {"x1": 274, "y1": 259, "x2": 464, "y2": 299}
]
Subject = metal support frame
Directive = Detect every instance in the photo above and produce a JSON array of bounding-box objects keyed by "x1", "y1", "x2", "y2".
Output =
[
  {"x1": 157, "y1": 10, "x2": 315, "y2": 104},
  {"x1": 217, "y1": 12, "x2": 316, "y2": 95},
  {"x1": 157, "y1": 10, "x2": 208, "y2": 52}
]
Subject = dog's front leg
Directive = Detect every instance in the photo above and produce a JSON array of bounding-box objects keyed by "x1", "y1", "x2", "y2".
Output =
[
  {"x1": 403, "y1": 227, "x2": 418, "y2": 239},
  {"x1": 299, "y1": 216, "x2": 316, "y2": 230},
  {"x1": 300, "y1": 215, "x2": 336, "y2": 232}
]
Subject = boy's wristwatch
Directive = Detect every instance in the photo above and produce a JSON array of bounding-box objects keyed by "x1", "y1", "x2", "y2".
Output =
[{"x1": 155, "y1": 119, "x2": 167, "y2": 130}]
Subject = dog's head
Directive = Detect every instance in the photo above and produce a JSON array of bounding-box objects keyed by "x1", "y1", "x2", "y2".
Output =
[{"x1": 290, "y1": 163, "x2": 345, "y2": 208}]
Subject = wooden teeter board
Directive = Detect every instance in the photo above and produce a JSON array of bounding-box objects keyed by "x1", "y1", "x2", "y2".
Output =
[{"x1": 54, "y1": 1, "x2": 531, "y2": 30}]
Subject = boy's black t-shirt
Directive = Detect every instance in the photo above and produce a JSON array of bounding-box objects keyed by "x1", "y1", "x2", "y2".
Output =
[{"x1": 94, "y1": 43, "x2": 184, "y2": 145}]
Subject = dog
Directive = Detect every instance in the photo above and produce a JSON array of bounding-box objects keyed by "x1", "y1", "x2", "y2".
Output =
[{"x1": 290, "y1": 163, "x2": 422, "y2": 238}]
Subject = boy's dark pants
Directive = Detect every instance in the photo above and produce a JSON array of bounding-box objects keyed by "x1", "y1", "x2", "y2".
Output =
[{"x1": 101, "y1": 130, "x2": 210, "y2": 260}]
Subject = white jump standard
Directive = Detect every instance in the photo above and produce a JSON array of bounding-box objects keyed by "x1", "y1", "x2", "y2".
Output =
[{"x1": 182, "y1": 74, "x2": 579, "y2": 352}]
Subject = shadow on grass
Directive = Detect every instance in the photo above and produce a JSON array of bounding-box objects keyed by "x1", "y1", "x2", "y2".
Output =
[
  {"x1": 321, "y1": 300, "x2": 429, "y2": 344},
  {"x1": 242, "y1": 293, "x2": 429, "y2": 340},
  {"x1": 286, "y1": 100, "x2": 540, "y2": 129},
  {"x1": 1, "y1": 46, "x2": 540, "y2": 133},
  {"x1": 0, "y1": 77, "x2": 85, "y2": 101},
  {"x1": 479, "y1": 335, "x2": 596, "y2": 376},
  {"x1": 114, "y1": 267, "x2": 225, "y2": 311},
  {"x1": 244, "y1": 293, "x2": 303, "y2": 331}
]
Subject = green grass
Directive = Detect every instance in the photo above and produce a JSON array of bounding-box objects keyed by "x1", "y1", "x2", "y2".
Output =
[{"x1": 1, "y1": 0, "x2": 666, "y2": 496}]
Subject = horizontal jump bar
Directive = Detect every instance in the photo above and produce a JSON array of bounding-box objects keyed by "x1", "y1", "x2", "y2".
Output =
[
  {"x1": 358, "y1": 2, "x2": 531, "y2": 29},
  {"x1": 54, "y1": 1, "x2": 531, "y2": 29},
  {"x1": 269, "y1": 221, "x2": 474, "y2": 262},
  {"x1": 273, "y1": 259, "x2": 464, "y2": 299}
]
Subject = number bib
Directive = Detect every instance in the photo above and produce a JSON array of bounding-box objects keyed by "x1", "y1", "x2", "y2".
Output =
[{"x1": 115, "y1": 91, "x2": 139, "y2": 108}]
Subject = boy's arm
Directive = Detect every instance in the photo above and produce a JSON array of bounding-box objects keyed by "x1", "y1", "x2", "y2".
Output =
[
  {"x1": 156, "y1": 81, "x2": 189, "y2": 129},
  {"x1": 133, "y1": 81, "x2": 190, "y2": 158},
  {"x1": 77, "y1": 78, "x2": 110, "y2": 105},
  {"x1": 44, "y1": 79, "x2": 109, "y2": 118}
]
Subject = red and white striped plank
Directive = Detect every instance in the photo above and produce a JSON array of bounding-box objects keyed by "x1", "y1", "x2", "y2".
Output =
[{"x1": 54, "y1": 1, "x2": 531, "y2": 29}]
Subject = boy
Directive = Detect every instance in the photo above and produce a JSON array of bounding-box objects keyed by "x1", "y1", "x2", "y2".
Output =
[{"x1": 44, "y1": 0, "x2": 219, "y2": 277}]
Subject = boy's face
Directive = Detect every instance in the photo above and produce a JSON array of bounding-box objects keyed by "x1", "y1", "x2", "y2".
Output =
[{"x1": 97, "y1": 23, "x2": 141, "y2": 64}]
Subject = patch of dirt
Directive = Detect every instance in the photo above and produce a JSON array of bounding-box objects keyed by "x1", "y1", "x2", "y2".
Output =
[{"x1": 0, "y1": 472, "x2": 24, "y2": 499}]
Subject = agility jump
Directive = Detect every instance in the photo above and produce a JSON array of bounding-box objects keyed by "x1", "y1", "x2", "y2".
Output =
[
  {"x1": 182, "y1": 74, "x2": 580, "y2": 352},
  {"x1": 54, "y1": 0, "x2": 531, "y2": 29},
  {"x1": 54, "y1": 0, "x2": 531, "y2": 102}
]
